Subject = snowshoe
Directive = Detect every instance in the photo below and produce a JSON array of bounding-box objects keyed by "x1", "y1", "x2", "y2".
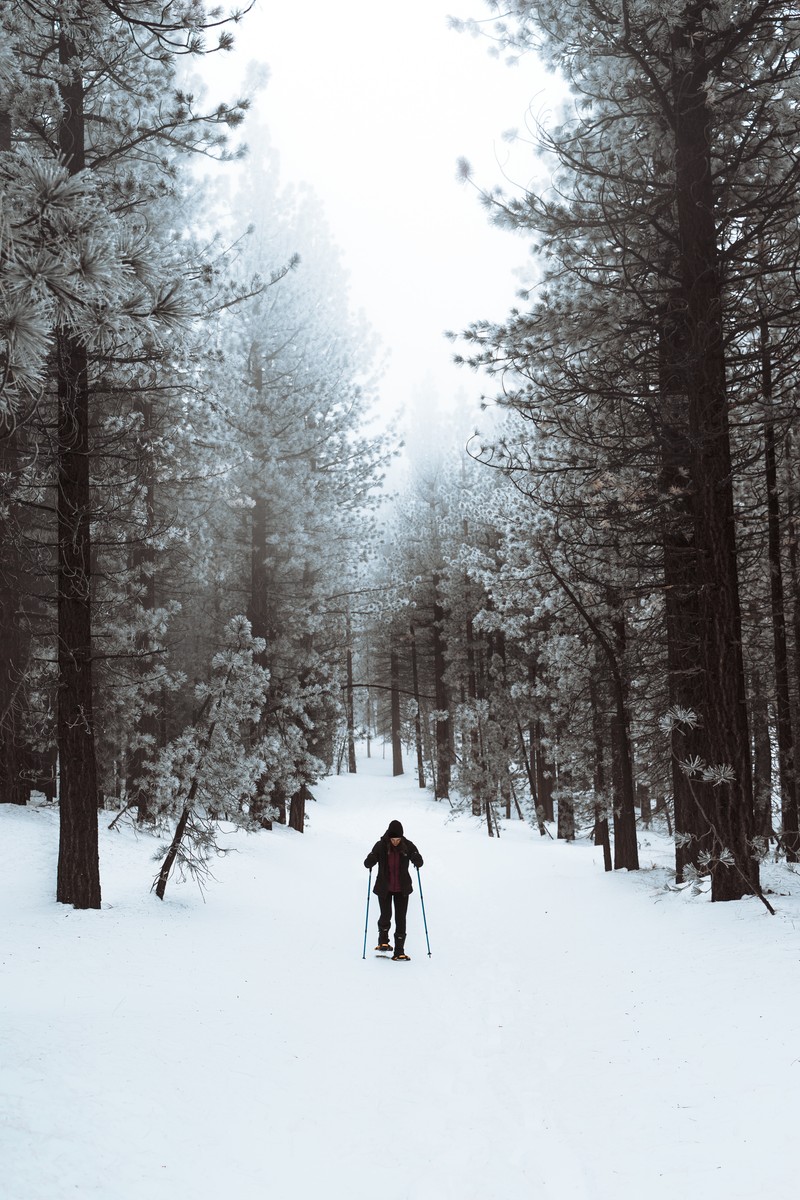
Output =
[
  {"x1": 375, "y1": 942, "x2": 392, "y2": 953},
  {"x1": 392, "y1": 952, "x2": 411, "y2": 961}
]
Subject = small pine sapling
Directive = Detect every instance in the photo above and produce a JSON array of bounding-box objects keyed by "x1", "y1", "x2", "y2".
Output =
[{"x1": 150, "y1": 616, "x2": 270, "y2": 899}]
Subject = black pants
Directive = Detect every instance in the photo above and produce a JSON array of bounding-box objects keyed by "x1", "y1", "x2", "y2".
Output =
[{"x1": 378, "y1": 892, "x2": 408, "y2": 950}]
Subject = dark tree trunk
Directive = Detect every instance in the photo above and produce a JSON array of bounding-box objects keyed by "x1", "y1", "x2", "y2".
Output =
[
  {"x1": 760, "y1": 318, "x2": 799, "y2": 859},
  {"x1": 589, "y1": 674, "x2": 613, "y2": 872},
  {"x1": 637, "y1": 783, "x2": 652, "y2": 825},
  {"x1": 0, "y1": 107, "x2": 28, "y2": 806},
  {"x1": 534, "y1": 719, "x2": 555, "y2": 823},
  {"x1": 488, "y1": 625, "x2": 514, "y2": 824},
  {"x1": 0, "y1": 413, "x2": 31, "y2": 807},
  {"x1": 670, "y1": 15, "x2": 757, "y2": 900},
  {"x1": 658, "y1": 298, "x2": 712, "y2": 881},
  {"x1": 288, "y1": 784, "x2": 310, "y2": 833},
  {"x1": 409, "y1": 623, "x2": 425, "y2": 788},
  {"x1": 154, "y1": 802, "x2": 192, "y2": 900},
  {"x1": 431, "y1": 577, "x2": 451, "y2": 799},
  {"x1": 55, "y1": 328, "x2": 101, "y2": 908},
  {"x1": 54, "y1": 30, "x2": 101, "y2": 907},
  {"x1": 786, "y1": 434, "x2": 800, "y2": 761},
  {"x1": 345, "y1": 606, "x2": 357, "y2": 774},
  {"x1": 749, "y1": 664, "x2": 774, "y2": 844},
  {"x1": 607, "y1": 596, "x2": 638, "y2": 871},
  {"x1": 272, "y1": 786, "x2": 287, "y2": 826},
  {"x1": 466, "y1": 614, "x2": 482, "y2": 816},
  {"x1": 390, "y1": 636, "x2": 403, "y2": 777}
]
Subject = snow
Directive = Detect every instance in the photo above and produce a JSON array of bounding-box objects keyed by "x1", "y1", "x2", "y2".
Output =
[{"x1": 2, "y1": 754, "x2": 799, "y2": 1200}]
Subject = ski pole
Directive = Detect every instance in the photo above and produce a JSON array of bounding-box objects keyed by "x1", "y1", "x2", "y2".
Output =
[
  {"x1": 416, "y1": 865, "x2": 431, "y2": 957},
  {"x1": 362, "y1": 868, "x2": 372, "y2": 959}
]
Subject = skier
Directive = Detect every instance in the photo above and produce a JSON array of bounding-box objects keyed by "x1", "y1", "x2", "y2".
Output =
[{"x1": 364, "y1": 820, "x2": 423, "y2": 961}]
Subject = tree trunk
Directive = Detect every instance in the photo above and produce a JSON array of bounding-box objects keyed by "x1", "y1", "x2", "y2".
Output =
[
  {"x1": 345, "y1": 606, "x2": 357, "y2": 773},
  {"x1": 55, "y1": 328, "x2": 101, "y2": 908},
  {"x1": 466, "y1": 614, "x2": 482, "y2": 816},
  {"x1": 760, "y1": 318, "x2": 799, "y2": 859},
  {"x1": 409, "y1": 623, "x2": 425, "y2": 788},
  {"x1": 637, "y1": 783, "x2": 651, "y2": 825},
  {"x1": 534, "y1": 719, "x2": 555, "y2": 823},
  {"x1": 0, "y1": 103, "x2": 30, "y2": 808},
  {"x1": 749, "y1": 663, "x2": 774, "y2": 844},
  {"x1": 589, "y1": 674, "x2": 613, "y2": 872},
  {"x1": 556, "y1": 776, "x2": 575, "y2": 842},
  {"x1": 658, "y1": 297, "x2": 712, "y2": 881},
  {"x1": 0, "y1": 414, "x2": 31, "y2": 807},
  {"x1": 288, "y1": 783, "x2": 309, "y2": 832},
  {"x1": 390, "y1": 636, "x2": 403, "y2": 777},
  {"x1": 431, "y1": 577, "x2": 451, "y2": 799},
  {"x1": 488, "y1": 625, "x2": 513, "y2": 824},
  {"x1": 671, "y1": 18, "x2": 757, "y2": 899},
  {"x1": 55, "y1": 29, "x2": 101, "y2": 907},
  {"x1": 516, "y1": 719, "x2": 546, "y2": 836},
  {"x1": 607, "y1": 596, "x2": 638, "y2": 871},
  {"x1": 785, "y1": 434, "x2": 800, "y2": 768},
  {"x1": 786, "y1": 434, "x2": 800, "y2": 661}
]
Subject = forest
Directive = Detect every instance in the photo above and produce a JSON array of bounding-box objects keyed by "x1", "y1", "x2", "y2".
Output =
[{"x1": 3, "y1": 0, "x2": 800, "y2": 915}]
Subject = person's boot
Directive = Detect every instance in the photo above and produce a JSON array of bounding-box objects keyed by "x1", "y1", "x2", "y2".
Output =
[
  {"x1": 375, "y1": 929, "x2": 392, "y2": 952},
  {"x1": 392, "y1": 937, "x2": 410, "y2": 961}
]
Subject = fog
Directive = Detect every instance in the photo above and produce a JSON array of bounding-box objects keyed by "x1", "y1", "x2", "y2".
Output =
[{"x1": 207, "y1": 0, "x2": 563, "y2": 439}]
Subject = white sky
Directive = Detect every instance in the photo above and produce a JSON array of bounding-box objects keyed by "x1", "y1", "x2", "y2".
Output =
[{"x1": 208, "y1": 0, "x2": 563, "y2": 436}]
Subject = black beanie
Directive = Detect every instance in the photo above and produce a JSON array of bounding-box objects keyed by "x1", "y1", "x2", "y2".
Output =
[{"x1": 387, "y1": 820, "x2": 403, "y2": 838}]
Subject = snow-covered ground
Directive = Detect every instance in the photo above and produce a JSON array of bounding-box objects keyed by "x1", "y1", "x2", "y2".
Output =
[{"x1": 2, "y1": 753, "x2": 799, "y2": 1200}]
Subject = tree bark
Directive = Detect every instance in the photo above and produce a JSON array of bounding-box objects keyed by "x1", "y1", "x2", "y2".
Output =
[
  {"x1": 55, "y1": 328, "x2": 101, "y2": 908},
  {"x1": 760, "y1": 317, "x2": 799, "y2": 859},
  {"x1": 431, "y1": 577, "x2": 451, "y2": 799},
  {"x1": 466, "y1": 614, "x2": 482, "y2": 816},
  {"x1": 589, "y1": 674, "x2": 613, "y2": 872},
  {"x1": 390, "y1": 636, "x2": 403, "y2": 777},
  {"x1": 409, "y1": 623, "x2": 425, "y2": 788},
  {"x1": 516, "y1": 719, "x2": 546, "y2": 836},
  {"x1": 785, "y1": 433, "x2": 800, "y2": 757},
  {"x1": 749, "y1": 663, "x2": 774, "y2": 844},
  {"x1": 0, "y1": 412, "x2": 31, "y2": 807},
  {"x1": 288, "y1": 783, "x2": 310, "y2": 832},
  {"x1": 0, "y1": 105, "x2": 28, "y2": 807},
  {"x1": 658, "y1": 296, "x2": 713, "y2": 881},
  {"x1": 670, "y1": 13, "x2": 757, "y2": 899},
  {"x1": 534, "y1": 719, "x2": 555, "y2": 823},
  {"x1": 55, "y1": 27, "x2": 101, "y2": 907},
  {"x1": 607, "y1": 594, "x2": 638, "y2": 870},
  {"x1": 345, "y1": 606, "x2": 357, "y2": 773}
]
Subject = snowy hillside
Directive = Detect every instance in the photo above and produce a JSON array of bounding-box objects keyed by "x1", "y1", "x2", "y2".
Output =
[{"x1": 2, "y1": 754, "x2": 799, "y2": 1200}]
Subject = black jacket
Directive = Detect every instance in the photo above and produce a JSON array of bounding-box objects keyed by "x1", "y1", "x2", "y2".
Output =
[{"x1": 364, "y1": 833, "x2": 423, "y2": 896}]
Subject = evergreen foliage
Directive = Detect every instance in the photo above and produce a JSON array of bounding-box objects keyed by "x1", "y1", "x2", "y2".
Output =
[{"x1": 0, "y1": 2, "x2": 387, "y2": 904}]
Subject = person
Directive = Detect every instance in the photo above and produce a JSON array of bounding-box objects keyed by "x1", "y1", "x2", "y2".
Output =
[{"x1": 363, "y1": 819, "x2": 423, "y2": 961}]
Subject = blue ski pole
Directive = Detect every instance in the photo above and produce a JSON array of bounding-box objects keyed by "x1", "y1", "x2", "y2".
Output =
[
  {"x1": 416, "y1": 866, "x2": 431, "y2": 957},
  {"x1": 362, "y1": 868, "x2": 372, "y2": 959}
]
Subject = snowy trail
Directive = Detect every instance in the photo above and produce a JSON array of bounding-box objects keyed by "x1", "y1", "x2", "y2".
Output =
[{"x1": 2, "y1": 755, "x2": 799, "y2": 1200}]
